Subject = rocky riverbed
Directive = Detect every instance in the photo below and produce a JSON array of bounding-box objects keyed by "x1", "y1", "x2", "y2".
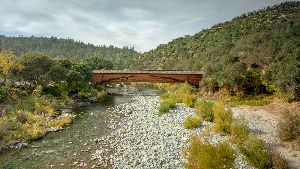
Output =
[
  {"x1": 90, "y1": 94, "x2": 254, "y2": 169},
  {"x1": 4, "y1": 87, "x2": 289, "y2": 169}
]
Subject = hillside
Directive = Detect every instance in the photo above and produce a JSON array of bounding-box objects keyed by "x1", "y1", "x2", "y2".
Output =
[
  {"x1": 135, "y1": 1, "x2": 300, "y2": 99},
  {"x1": 0, "y1": 36, "x2": 139, "y2": 69},
  {"x1": 0, "y1": 2, "x2": 299, "y2": 99}
]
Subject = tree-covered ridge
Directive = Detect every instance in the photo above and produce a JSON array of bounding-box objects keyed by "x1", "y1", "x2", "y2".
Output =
[
  {"x1": 0, "y1": 36, "x2": 139, "y2": 69},
  {"x1": 136, "y1": 1, "x2": 300, "y2": 99}
]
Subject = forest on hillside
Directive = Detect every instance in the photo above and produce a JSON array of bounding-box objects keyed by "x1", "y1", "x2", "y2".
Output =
[
  {"x1": 0, "y1": 36, "x2": 138, "y2": 69},
  {"x1": 0, "y1": 2, "x2": 299, "y2": 100},
  {"x1": 136, "y1": 1, "x2": 300, "y2": 100}
]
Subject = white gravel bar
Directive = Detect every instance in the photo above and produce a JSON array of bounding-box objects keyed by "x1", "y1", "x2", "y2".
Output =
[{"x1": 90, "y1": 93, "x2": 254, "y2": 169}]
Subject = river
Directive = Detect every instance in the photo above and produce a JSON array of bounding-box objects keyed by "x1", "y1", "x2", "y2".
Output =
[{"x1": 0, "y1": 88, "x2": 145, "y2": 169}]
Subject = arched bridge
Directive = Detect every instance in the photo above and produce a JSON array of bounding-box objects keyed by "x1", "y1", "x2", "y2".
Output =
[{"x1": 91, "y1": 70, "x2": 203, "y2": 87}]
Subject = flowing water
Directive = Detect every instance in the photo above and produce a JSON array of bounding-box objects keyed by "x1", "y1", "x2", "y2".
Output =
[{"x1": 0, "y1": 93, "x2": 134, "y2": 169}]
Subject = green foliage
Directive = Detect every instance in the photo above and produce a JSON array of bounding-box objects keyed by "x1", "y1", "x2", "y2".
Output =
[
  {"x1": 230, "y1": 120, "x2": 249, "y2": 143},
  {"x1": 277, "y1": 110, "x2": 300, "y2": 141},
  {"x1": 183, "y1": 135, "x2": 236, "y2": 169},
  {"x1": 0, "y1": 85, "x2": 74, "y2": 144},
  {"x1": 195, "y1": 100, "x2": 214, "y2": 122},
  {"x1": 183, "y1": 116, "x2": 202, "y2": 129},
  {"x1": 158, "y1": 98, "x2": 178, "y2": 115},
  {"x1": 176, "y1": 83, "x2": 193, "y2": 95},
  {"x1": 213, "y1": 102, "x2": 233, "y2": 135},
  {"x1": 0, "y1": 50, "x2": 23, "y2": 87},
  {"x1": 158, "y1": 83, "x2": 196, "y2": 115},
  {"x1": 182, "y1": 93, "x2": 197, "y2": 107},
  {"x1": 43, "y1": 82, "x2": 67, "y2": 97},
  {"x1": 238, "y1": 135, "x2": 272, "y2": 169},
  {"x1": 0, "y1": 39, "x2": 112, "y2": 146},
  {"x1": 0, "y1": 35, "x2": 138, "y2": 69},
  {"x1": 18, "y1": 52, "x2": 54, "y2": 87},
  {"x1": 134, "y1": 2, "x2": 300, "y2": 100}
]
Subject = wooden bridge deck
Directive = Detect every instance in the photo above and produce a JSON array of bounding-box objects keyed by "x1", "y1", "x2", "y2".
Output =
[{"x1": 92, "y1": 70, "x2": 203, "y2": 87}]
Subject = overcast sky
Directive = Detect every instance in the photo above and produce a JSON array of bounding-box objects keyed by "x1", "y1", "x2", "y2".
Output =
[{"x1": 0, "y1": 0, "x2": 293, "y2": 52}]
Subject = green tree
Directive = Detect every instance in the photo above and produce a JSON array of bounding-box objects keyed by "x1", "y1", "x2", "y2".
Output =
[
  {"x1": 0, "y1": 50, "x2": 23, "y2": 87},
  {"x1": 18, "y1": 52, "x2": 54, "y2": 88}
]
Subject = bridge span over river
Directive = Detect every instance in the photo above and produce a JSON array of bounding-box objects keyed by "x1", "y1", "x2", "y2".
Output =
[{"x1": 91, "y1": 70, "x2": 203, "y2": 87}]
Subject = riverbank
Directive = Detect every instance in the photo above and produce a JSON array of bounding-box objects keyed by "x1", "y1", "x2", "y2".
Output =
[
  {"x1": 1, "y1": 86, "x2": 298, "y2": 168},
  {"x1": 0, "y1": 89, "x2": 100, "y2": 154},
  {"x1": 0, "y1": 93, "x2": 134, "y2": 168}
]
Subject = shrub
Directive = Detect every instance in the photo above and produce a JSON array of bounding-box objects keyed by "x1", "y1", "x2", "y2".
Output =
[
  {"x1": 34, "y1": 101, "x2": 55, "y2": 117},
  {"x1": 182, "y1": 93, "x2": 197, "y2": 107},
  {"x1": 159, "y1": 83, "x2": 196, "y2": 115},
  {"x1": 183, "y1": 116, "x2": 202, "y2": 129},
  {"x1": 176, "y1": 82, "x2": 193, "y2": 95},
  {"x1": 213, "y1": 102, "x2": 233, "y2": 135},
  {"x1": 160, "y1": 92, "x2": 173, "y2": 100},
  {"x1": 238, "y1": 135, "x2": 272, "y2": 169},
  {"x1": 277, "y1": 110, "x2": 300, "y2": 141},
  {"x1": 25, "y1": 111, "x2": 41, "y2": 124},
  {"x1": 184, "y1": 135, "x2": 236, "y2": 169},
  {"x1": 230, "y1": 119, "x2": 249, "y2": 143},
  {"x1": 195, "y1": 100, "x2": 214, "y2": 122},
  {"x1": 14, "y1": 96, "x2": 35, "y2": 112},
  {"x1": 158, "y1": 98, "x2": 178, "y2": 115},
  {"x1": 43, "y1": 83, "x2": 67, "y2": 97},
  {"x1": 76, "y1": 90, "x2": 92, "y2": 100}
]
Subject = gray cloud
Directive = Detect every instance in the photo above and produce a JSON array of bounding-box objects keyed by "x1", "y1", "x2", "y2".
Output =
[{"x1": 0, "y1": 0, "x2": 290, "y2": 51}]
